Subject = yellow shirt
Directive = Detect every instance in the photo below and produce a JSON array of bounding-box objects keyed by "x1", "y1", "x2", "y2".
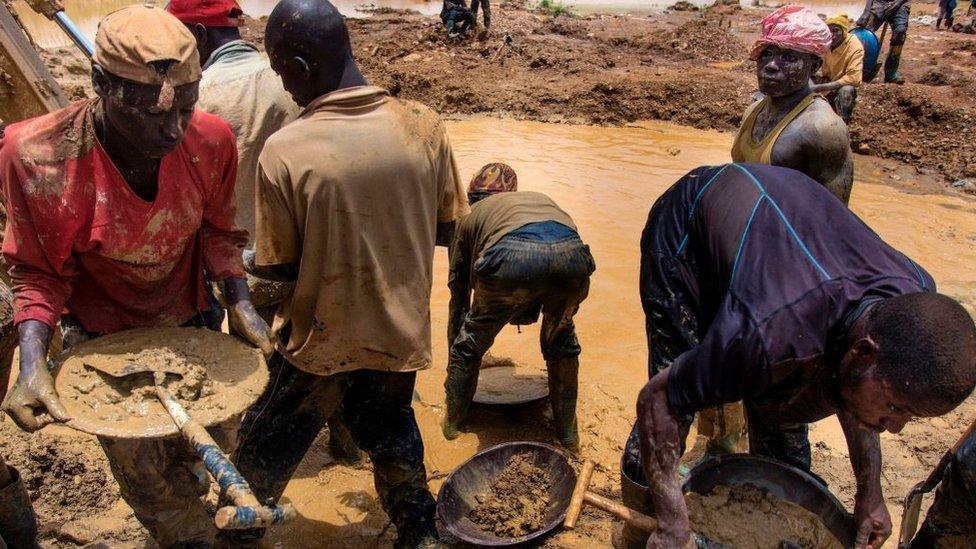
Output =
[
  {"x1": 821, "y1": 34, "x2": 864, "y2": 88},
  {"x1": 255, "y1": 86, "x2": 468, "y2": 375}
]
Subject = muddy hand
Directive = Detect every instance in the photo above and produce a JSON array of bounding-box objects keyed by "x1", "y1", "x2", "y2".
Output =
[
  {"x1": 853, "y1": 485, "x2": 891, "y2": 549},
  {"x1": 222, "y1": 277, "x2": 275, "y2": 358},
  {"x1": 2, "y1": 321, "x2": 69, "y2": 431},
  {"x1": 2, "y1": 367, "x2": 70, "y2": 431},
  {"x1": 229, "y1": 300, "x2": 274, "y2": 359}
]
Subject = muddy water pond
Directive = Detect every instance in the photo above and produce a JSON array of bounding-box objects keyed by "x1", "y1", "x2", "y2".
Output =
[{"x1": 265, "y1": 117, "x2": 976, "y2": 548}]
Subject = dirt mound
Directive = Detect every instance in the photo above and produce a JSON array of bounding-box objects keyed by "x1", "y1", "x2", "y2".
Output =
[
  {"x1": 0, "y1": 421, "x2": 128, "y2": 544},
  {"x1": 653, "y1": 18, "x2": 747, "y2": 61},
  {"x1": 469, "y1": 453, "x2": 553, "y2": 538}
]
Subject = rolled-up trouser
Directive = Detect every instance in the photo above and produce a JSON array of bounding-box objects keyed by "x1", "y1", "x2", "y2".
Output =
[
  {"x1": 80, "y1": 297, "x2": 231, "y2": 548},
  {"x1": 445, "y1": 234, "x2": 594, "y2": 444},
  {"x1": 910, "y1": 430, "x2": 976, "y2": 548},
  {"x1": 231, "y1": 351, "x2": 436, "y2": 545},
  {"x1": 441, "y1": 7, "x2": 474, "y2": 34}
]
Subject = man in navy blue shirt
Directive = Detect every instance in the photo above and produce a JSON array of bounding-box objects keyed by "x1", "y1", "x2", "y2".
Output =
[{"x1": 629, "y1": 163, "x2": 976, "y2": 548}]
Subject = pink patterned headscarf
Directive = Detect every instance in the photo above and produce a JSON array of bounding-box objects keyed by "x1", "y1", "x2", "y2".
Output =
[{"x1": 749, "y1": 5, "x2": 833, "y2": 61}]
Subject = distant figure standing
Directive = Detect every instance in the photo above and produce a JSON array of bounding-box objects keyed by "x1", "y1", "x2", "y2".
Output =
[
  {"x1": 812, "y1": 14, "x2": 864, "y2": 124},
  {"x1": 857, "y1": 0, "x2": 911, "y2": 83},
  {"x1": 470, "y1": 0, "x2": 491, "y2": 29},
  {"x1": 936, "y1": 0, "x2": 956, "y2": 29}
]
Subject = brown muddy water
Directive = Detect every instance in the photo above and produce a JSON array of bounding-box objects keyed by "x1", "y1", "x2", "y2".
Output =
[{"x1": 259, "y1": 117, "x2": 976, "y2": 548}]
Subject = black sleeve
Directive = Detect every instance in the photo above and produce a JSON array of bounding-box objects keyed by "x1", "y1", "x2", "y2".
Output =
[{"x1": 665, "y1": 296, "x2": 770, "y2": 415}]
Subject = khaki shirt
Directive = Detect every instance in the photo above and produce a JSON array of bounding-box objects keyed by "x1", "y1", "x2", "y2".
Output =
[
  {"x1": 255, "y1": 86, "x2": 468, "y2": 375},
  {"x1": 197, "y1": 41, "x2": 301, "y2": 242},
  {"x1": 822, "y1": 34, "x2": 864, "y2": 88}
]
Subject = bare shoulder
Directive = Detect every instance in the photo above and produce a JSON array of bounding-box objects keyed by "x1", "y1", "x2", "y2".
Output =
[{"x1": 795, "y1": 98, "x2": 850, "y2": 150}]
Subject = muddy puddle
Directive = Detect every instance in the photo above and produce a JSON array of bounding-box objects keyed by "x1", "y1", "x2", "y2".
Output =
[{"x1": 254, "y1": 117, "x2": 976, "y2": 548}]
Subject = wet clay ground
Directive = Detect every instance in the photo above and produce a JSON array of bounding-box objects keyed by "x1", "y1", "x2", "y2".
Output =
[{"x1": 4, "y1": 118, "x2": 974, "y2": 548}]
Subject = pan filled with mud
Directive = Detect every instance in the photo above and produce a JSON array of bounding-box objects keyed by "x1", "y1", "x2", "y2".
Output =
[
  {"x1": 437, "y1": 441, "x2": 576, "y2": 546},
  {"x1": 622, "y1": 453, "x2": 854, "y2": 548},
  {"x1": 53, "y1": 327, "x2": 269, "y2": 439}
]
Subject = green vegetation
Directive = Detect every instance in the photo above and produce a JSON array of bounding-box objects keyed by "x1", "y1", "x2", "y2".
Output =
[{"x1": 538, "y1": 0, "x2": 575, "y2": 17}]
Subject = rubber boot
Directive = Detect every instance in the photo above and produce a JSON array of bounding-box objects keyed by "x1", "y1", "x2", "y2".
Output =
[
  {"x1": 482, "y1": 2, "x2": 491, "y2": 28},
  {"x1": 884, "y1": 45, "x2": 905, "y2": 84},
  {"x1": 0, "y1": 467, "x2": 39, "y2": 549},
  {"x1": 443, "y1": 358, "x2": 481, "y2": 439},
  {"x1": 546, "y1": 356, "x2": 579, "y2": 451}
]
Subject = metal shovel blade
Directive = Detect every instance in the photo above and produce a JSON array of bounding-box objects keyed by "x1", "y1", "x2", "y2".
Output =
[{"x1": 83, "y1": 361, "x2": 185, "y2": 379}]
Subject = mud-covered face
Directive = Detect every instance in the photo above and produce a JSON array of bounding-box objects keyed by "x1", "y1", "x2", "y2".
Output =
[
  {"x1": 839, "y1": 374, "x2": 918, "y2": 434},
  {"x1": 755, "y1": 45, "x2": 819, "y2": 97},
  {"x1": 97, "y1": 74, "x2": 199, "y2": 159},
  {"x1": 828, "y1": 25, "x2": 845, "y2": 49}
]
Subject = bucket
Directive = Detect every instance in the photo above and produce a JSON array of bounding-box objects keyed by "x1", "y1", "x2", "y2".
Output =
[{"x1": 851, "y1": 27, "x2": 881, "y2": 78}]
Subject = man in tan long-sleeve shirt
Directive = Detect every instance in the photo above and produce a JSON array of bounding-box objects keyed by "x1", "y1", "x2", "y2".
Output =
[{"x1": 232, "y1": 1, "x2": 467, "y2": 547}]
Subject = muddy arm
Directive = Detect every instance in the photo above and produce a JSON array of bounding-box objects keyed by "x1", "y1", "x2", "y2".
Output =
[
  {"x1": 801, "y1": 113, "x2": 854, "y2": 204},
  {"x1": 840, "y1": 410, "x2": 891, "y2": 548},
  {"x1": 636, "y1": 370, "x2": 691, "y2": 547}
]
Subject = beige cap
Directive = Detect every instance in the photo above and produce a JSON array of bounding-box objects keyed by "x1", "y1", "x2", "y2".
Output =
[{"x1": 93, "y1": 5, "x2": 201, "y2": 88}]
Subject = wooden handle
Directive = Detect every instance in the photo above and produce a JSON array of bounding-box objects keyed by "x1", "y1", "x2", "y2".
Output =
[
  {"x1": 583, "y1": 491, "x2": 658, "y2": 533},
  {"x1": 563, "y1": 460, "x2": 594, "y2": 529},
  {"x1": 951, "y1": 417, "x2": 976, "y2": 454}
]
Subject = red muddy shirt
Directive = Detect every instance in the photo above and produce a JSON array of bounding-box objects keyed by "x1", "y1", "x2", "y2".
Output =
[{"x1": 0, "y1": 99, "x2": 246, "y2": 333}]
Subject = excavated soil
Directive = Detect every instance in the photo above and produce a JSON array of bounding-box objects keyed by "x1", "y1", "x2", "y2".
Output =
[
  {"x1": 237, "y1": 1, "x2": 972, "y2": 184},
  {"x1": 468, "y1": 453, "x2": 553, "y2": 538},
  {"x1": 687, "y1": 484, "x2": 844, "y2": 549}
]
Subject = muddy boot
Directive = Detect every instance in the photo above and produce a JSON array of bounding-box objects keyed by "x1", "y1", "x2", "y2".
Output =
[
  {"x1": 327, "y1": 414, "x2": 363, "y2": 466},
  {"x1": 394, "y1": 516, "x2": 445, "y2": 549},
  {"x1": 0, "y1": 466, "x2": 39, "y2": 549},
  {"x1": 546, "y1": 357, "x2": 579, "y2": 451},
  {"x1": 443, "y1": 359, "x2": 481, "y2": 440},
  {"x1": 884, "y1": 45, "x2": 905, "y2": 84}
]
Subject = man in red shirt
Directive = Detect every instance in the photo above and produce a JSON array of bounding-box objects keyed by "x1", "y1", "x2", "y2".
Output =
[{"x1": 0, "y1": 6, "x2": 272, "y2": 546}]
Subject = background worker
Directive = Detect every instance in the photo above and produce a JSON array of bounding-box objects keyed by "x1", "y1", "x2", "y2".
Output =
[
  {"x1": 857, "y1": 0, "x2": 911, "y2": 83},
  {"x1": 232, "y1": 1, "x2": 468, "y2": 547},
  {"x1": 443, "y1": 163, "x2": 595, "y2": 450},
  {"x1": 936, "y1": 0, "x2": 956, "y2": 30},
  {"x1": 469, "y1": 0, "x2": 491, "y2": 29},
  {"x1": 733, "y1": 5, "x2": 854, "y2": 204},
  {"x1": 628, "y1": 163, "x2": 976, "y2": 548},
  {"x1": 0, "y1": 6, "x2": 272, "y2": 547},
  {"x1": 812, "y1": 14, "x2": 864, "y2": 124},
  {"x1": 165, "y1": 0, "x2": 360, "y2": 464},
  {"x1": 441, "y1": 0, "x2": 475, "y2": 37}
]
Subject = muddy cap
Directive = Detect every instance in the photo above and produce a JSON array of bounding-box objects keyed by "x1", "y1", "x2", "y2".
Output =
[
  {"x1": 94, "y1": 5, "x2": 201, "y2": 91},
  {"x1": 468, "y1": 163, "x2": 519, "y2": 195}
]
